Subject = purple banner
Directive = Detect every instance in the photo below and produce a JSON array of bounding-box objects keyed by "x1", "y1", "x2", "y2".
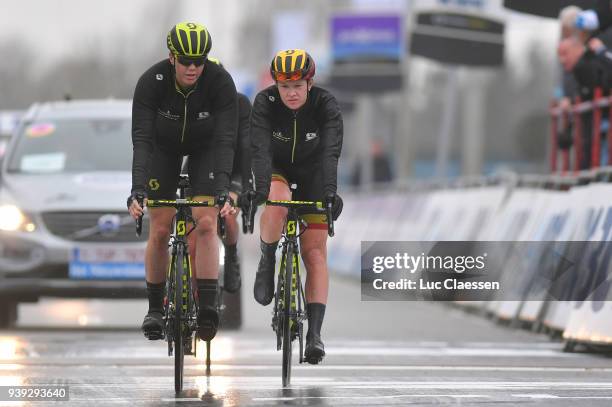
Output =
[{"x1": 331, "y1": 15, "x2": 402, "y2": 62}]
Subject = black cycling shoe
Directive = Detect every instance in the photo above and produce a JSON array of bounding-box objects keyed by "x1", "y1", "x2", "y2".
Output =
[
  {"x1": 254, "y1": 258, "x2": 275, "y2": 305},
  {"x1": 197, "y1": 306, "x2": 219, "y2": 341},
  {"x1": 254, "y1": 240, "x2": 278, "y2": 305},
  {"x1": 224, "y1": 250, "x2": 241, "y2": 294},
  {"x1": 141, "y1": 311, "x2": 164, "y2": 340},
  {"x1": 304, "y1": 334, "x2": 325, "y2": 364}
]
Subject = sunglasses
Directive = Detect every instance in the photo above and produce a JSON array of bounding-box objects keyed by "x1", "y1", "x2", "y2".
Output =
[
  {"x1": 175, "y1": 55, "x2": 206, "y2": 67},
  {"x1": 273, "y1": 71, "x2": 304, "y2": 81}
]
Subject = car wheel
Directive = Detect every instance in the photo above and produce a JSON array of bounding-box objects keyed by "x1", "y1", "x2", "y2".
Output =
[{"x1": 0, "y1": 299, "x2": 18, "y2": 329}]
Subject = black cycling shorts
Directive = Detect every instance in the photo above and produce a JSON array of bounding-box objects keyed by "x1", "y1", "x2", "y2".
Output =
[
  {"x1": 271, "y1": 162, "x2": 327, "y2": 229},
  {"x1": 146, "y1": 145, "x2": 215, "y2": 199},
  {"x1": 229, "y1": 174, "x2": 243, "y2": 195}
]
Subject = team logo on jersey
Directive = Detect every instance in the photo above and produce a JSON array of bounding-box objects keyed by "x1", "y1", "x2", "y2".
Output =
[
  {"x1": 305, "y1": 132, "x2": 318, "y2": 141},
  {"x1": 272, "y1": 131, "x2": 290, "y2": 141},
  {"x1": 268, "y1": 96, "x2": 275, "y2": 102},
  {"x1": 149, "y1": 179, "x2": 160, "y2": 191},
  {"x1": 197, "y1": 112, "x2": 210, "y2": 119},
  {"x1": 156, "y1": 74, "x2": 163, "y2": 80},
  {"x1": 158, "y1": 109, "x2": 180, "y2": 121},
  {"x1": 209, "y1": 172, "x2": 214, "y2": 179}
]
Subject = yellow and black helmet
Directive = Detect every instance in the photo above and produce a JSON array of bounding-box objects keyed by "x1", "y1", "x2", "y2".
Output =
[
  {"x1": 167, "y1": 22, "x2": 212, "y2": 57},
  {"x1": 270, "y1": 49, "x2": 316, "y2": 82}
]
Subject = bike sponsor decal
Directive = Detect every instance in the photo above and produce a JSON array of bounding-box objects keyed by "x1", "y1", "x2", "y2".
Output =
[
  {"x1": 177, "y1": 221, "x2": 186, "y2": 236},
  {"x1": 287, "y1": 221, "x2": 297, "y2": 236}
]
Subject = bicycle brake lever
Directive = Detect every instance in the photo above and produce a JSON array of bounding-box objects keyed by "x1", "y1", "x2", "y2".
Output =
[{"x1": 326, "y1": 203, "x2": 335, "y2": 237}]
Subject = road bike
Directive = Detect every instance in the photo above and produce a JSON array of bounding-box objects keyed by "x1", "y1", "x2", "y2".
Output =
[
  {"x1": 256, "y1": 199, "x2": 334, "y2": 387},
  {"x1": 136, "y1": 174, "x2": 226, "y2": 392}
]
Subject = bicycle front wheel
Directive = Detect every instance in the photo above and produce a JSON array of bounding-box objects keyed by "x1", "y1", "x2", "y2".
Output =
[
  {"x1": 174, "y1": 246, "x2": 185, "y2": 393},
  {"x1": 282, "y1": 243, "x2": 294, "y2": 387}
]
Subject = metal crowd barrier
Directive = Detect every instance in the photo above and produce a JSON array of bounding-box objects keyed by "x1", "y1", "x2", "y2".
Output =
[
  {"x1": 330, "y1": 168, "x2": 612, "y2": 351},
  {"x1": 550, "y1": 88, "x2": 612, "y2": 172}
]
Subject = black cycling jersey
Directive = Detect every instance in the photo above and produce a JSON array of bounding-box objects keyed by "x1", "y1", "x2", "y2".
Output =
[
  {"x1": 180, "y1": 92, "x2": 253, "y2": 194},
  {"x1": 131, "y1": 58, "x2": 238, "y2": 196},
  {"x1": 250, "y1": 85, "x2": 343, "y2": 198},
  {"x1": 595, "y1": 0, "x2": 612, "y2": 31}
]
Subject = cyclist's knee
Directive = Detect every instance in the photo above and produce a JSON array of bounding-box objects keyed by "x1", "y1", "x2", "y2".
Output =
[
  {"x1": 301, "y1": 246, "x2": 327, "y2": 269},
  {"x1": 148, "y1": 225, "x2": 171, "y2": 246},
  {"x1": 263, "y1": 205, "x2": 288, "y2": 220},
  {"x1": 269, "y1": 180, "x2": 291, "y2": 200},
  {"x1": 194, "y1": 214, "x2": 217, "y2": 235}
]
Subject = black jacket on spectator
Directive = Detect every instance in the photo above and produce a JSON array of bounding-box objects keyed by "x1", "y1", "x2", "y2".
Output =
[{"x1": 595, "y1": 0, "x2": 612, "y2": 30}]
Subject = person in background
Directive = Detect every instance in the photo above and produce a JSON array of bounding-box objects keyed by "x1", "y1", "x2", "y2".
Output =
[
  {"x1": 557, "y1": 8, "x2": 612, "y2": 167},
  {"x1": 183, "y1": 57, "x2": 253, "y2": 294},
  {"x1": 576, "y1": 0, "x2": 612, "y2": 32}
]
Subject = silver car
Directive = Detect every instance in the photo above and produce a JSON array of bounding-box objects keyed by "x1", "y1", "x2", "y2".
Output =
[
  {"x1": 0, "y1": 99, "x2": 242, "y2": 329},
  {"x1": 0, "y1": 99, "x2": 148, "y2": 327}
]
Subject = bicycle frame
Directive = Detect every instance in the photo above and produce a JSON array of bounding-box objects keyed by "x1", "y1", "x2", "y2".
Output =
[
  {"x1": 265, "y1": 199, "x2": 333, "y2": 387},
  {"x1": 144, "y1": 175, "x2": 223, "y2": 392}
]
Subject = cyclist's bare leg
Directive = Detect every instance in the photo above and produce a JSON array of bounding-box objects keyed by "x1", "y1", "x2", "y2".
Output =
[
  {"x1": 299, "y1": 229, "x2": 329, "y2": 304},
  {"x1": 260, "y1": 180, "x2": 290, "y2": 243},
  {"x1": 146, "y1": 207, "x2": 176, "y2": 283},
  {"x1": 300, "y1": 227, "x2": 329, "y2": 363},
  {"x1": 142, "y1": 207, "x2": 175, "y2": 338},
  {"x1": 192, "y1": 199, "x2": 221, "y2": 340},
  {"x1": 191, "y1": 202, "x2": 219, "y2": 279}
]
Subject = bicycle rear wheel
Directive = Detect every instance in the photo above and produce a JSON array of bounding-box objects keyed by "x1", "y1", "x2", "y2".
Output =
[
  {"x1": 174, "y1": 246, "x2": 185, "y2": 393},
  {"x1": 282, "y1": 243, "x2": 294, "y2": 387}
]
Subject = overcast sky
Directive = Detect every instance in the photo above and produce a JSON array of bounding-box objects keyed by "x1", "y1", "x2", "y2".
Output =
[{"x1": 0, "y1": 0, "x2": 244, "y2": 71}]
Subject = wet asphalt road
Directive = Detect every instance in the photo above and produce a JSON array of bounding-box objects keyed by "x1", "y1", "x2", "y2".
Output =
[{"x1": 2, "y1": 238, "x2": 612, "y2": 406}]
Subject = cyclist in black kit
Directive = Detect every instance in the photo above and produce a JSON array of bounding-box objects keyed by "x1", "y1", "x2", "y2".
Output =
[
  {"x1": 184, "y1": 57, "x2": 253, "y2": 293},
  {"x1": 126, "y1": 22, "x2": 237, "y2": 342},
  {"x1": 248, "y1": 49, "x2": 344, "y2": 364}
]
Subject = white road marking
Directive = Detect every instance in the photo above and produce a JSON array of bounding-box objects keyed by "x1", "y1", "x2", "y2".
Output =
[
  {"x1": 513, "y1": 394, "x2": 612, "y2": 400},
  {"x1": 4, "y1": 363, "x2": 612, "y2": 373},
  {"x1": 252, "y1": 394, "x2": 490, "y2": 401}
]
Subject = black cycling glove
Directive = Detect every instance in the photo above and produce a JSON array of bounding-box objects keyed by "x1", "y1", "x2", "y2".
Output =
[
  {"x1": 127, "y1": 192, "x2": 146, "y2": 209},
  {"x1": 325, "y1": 192, "x2": 343, "y2": 221}
]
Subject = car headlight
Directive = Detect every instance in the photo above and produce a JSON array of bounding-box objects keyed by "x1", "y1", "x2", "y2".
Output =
[{"x1": 0, "y1": 205, "x2": 36, "y2": 232}]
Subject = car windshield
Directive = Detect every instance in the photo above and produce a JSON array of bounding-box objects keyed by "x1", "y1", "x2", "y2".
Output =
[{"x1": 7, "y1": 118, "x2": 132, "y2": 173}]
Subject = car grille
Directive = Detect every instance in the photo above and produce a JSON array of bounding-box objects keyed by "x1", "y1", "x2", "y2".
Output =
[{"x1": 41, "y1": 211, "x2": 149, "y2": 242}]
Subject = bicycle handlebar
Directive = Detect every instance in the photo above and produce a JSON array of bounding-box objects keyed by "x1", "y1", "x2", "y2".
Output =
[
  {"x1": 136, "y1": 199, "x2": 234, "y2": 238},
  {"x1": 266, "y1": 200, "x2": 335, "y2": 237}
]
